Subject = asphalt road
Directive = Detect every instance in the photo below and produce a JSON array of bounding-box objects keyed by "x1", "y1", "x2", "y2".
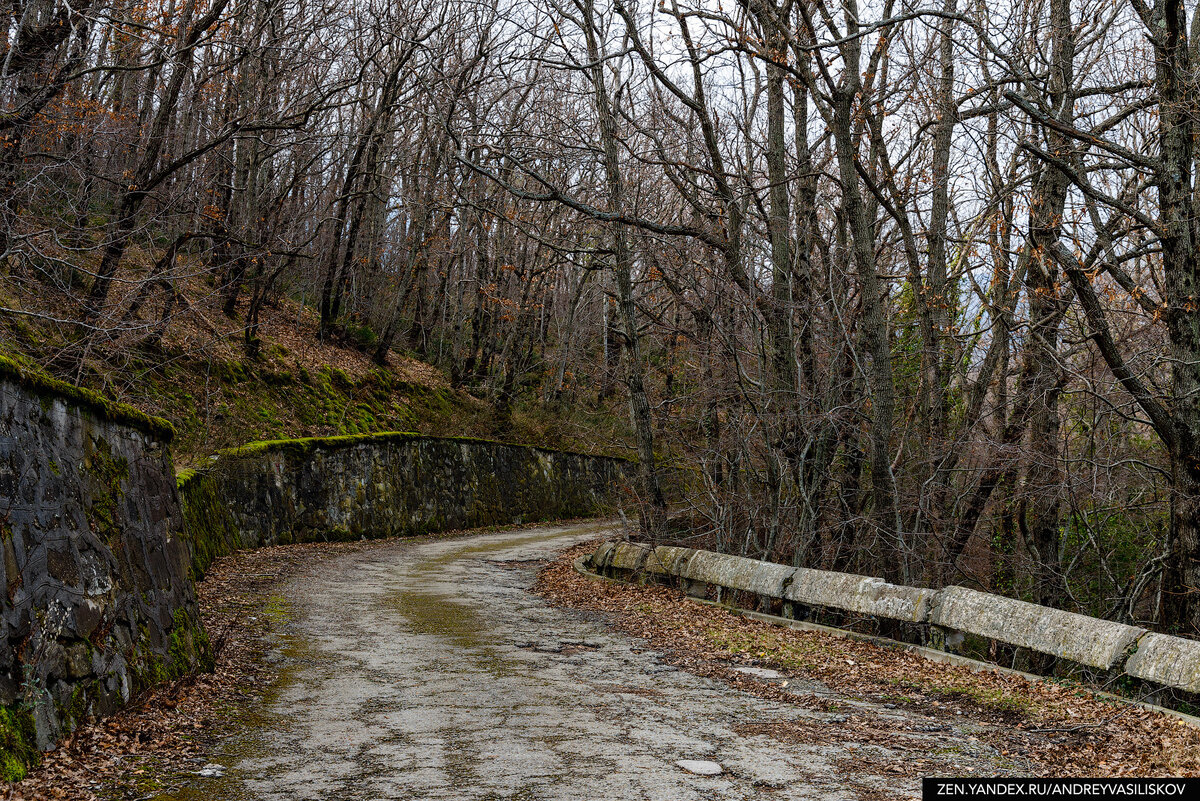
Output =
[{"x1": 176, "y1": 522, "x2": 1019, "y2": 800}]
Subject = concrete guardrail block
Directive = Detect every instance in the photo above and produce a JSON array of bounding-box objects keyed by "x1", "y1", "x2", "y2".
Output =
[
  {"x1": 1124, "y1": 632, "x2": 1200, "y2": 692},
  {"x1": 930, "y1": 586, "x2": 1144, "y2": 670},
  {"x1": 587, "y1": 539, "x2": 1200, "y2": 697},
  {"x1": 673, "y1": 549, "x2": 795, "y2": 598},
  {"x1": 644, "y1": 545, "x2": 699, "y2": 577},
  {"x1": 602, "y1": 541, "x2": 655, "y2": 572},
  {"x1": 592, "y1": 542, "x2": 933, "y2": 623},
  {"x1": 590, "y1": 540, "x2": 619, "y2": 570},
  {"x1": 783, "y1": 569, "x2": 935, "y2": 623}
]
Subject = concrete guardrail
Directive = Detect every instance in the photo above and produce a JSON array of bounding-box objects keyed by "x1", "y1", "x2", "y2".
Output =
[{"x1": 590, "y1": 541, "x2": 1199, "y2": 695}]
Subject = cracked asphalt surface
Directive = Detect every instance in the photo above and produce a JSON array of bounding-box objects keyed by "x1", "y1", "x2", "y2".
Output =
[{"x1": 179, "y1": 522, "x2": 1020, "y2": 800}]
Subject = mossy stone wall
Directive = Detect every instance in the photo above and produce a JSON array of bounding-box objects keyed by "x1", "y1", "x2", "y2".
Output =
[
  {"x1": 0, "y1": 362, "x2": 628, "y2": 780},
  {"x1": 0, "y1": 374, "x2": 205, "y2": 779},
  {"x1": 178, "y1": 433, "x2": 632, "y2": 577}
]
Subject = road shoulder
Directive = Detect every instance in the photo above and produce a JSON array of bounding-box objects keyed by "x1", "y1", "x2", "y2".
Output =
[{"x1": 536, "y1": 541, "x2": 1200, "y2": 780}]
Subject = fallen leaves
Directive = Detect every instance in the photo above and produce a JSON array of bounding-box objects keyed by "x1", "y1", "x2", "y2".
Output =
[
  {"x1": 9, "y1": 524, "x2": 588, "y2": 799},
  {"x1": 535, "y1": 541, "x2": 1200, "y2": 779},
  {"x1": 15, "y1": 532, "x2": 1199, "y2": 799},
  {"x1": 6, "y1": 538, "x2": 382, "y2": 800}
]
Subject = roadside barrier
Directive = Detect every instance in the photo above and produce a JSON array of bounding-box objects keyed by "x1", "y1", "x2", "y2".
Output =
[{"x1": 590, "y1": 541, "x2": 1198, "y2": 698}]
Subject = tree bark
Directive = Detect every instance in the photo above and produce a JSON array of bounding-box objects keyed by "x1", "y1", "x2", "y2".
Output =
[{"x1": 580, "y1": 0, "x2": 667, "y2": 537}]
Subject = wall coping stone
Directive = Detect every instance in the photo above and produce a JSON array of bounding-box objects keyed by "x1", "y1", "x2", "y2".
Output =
[
  {"x1": 0, "y1": 355, "x2": 175, "y2": 441},
  {"x1": 1125, "y1": 633, "x2": 1200, "y2": 692},
  {"x1": 926, "y1": 582, "x2": 1142, "y2": 671},
  {"x1": 199, "y1": 431, "x2": 636, "y2": 465},
  {"x1": 929, "y1": 586, "x2": 1144, "y2": 670}
]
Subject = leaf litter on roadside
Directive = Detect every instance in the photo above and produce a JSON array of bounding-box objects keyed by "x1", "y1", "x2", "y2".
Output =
[{"x1": 534, "y1": 541, "x2": 1200, "y2": 780}]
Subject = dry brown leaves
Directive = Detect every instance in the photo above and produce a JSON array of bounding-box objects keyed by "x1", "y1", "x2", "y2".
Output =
[
  {"x1": 143, "y1": 267, "x2": 448, "y2": 389},
  {"x1": 535, "y1": 542, "x2": 1200, "y2": 779},
  {"x1": 7, "y1": 524, "x2": 567, "y2": 799},
  {"x1": 14, "y1": 532, "x2": 1197, "y2": 799},
  {"x1": 5, "y1": 539, "x2": 385, "y2": 801},
  {"x1": 2, "y1": 253, "x2": 450, "y2": 434}
]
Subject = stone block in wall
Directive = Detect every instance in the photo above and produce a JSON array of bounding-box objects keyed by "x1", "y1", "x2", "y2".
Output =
[
  {"x1": 589, "y1": 541, "x2": 620, "y2": 571},
  {"x1": 601, "y1": 541, "x2": 655, "y2": 573},
  {"x1": 642, "y1": 545, "x2": 695, "y2": 576},
  {"x1": 929, "y1": 586, "x2": 1144, "y2": 670},
  {"x1": 668, "y1": 548, "x2": 795, "y2": 599},
  {"x1": 1123, "y1": 633, "x2": 1200, "y2": 692}
]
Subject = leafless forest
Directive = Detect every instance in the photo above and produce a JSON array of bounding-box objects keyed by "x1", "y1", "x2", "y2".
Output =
[{"x1": 2, "y1": 0, "x2": 1199, "y2": 634}]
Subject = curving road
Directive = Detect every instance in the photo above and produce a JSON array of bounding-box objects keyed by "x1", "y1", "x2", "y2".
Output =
[{"x1": 177, "y1": 522, "x2": 1018, "y2": 800}]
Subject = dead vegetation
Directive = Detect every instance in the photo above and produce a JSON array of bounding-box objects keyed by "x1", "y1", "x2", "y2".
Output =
[
  {"x1": 535, "y1": 542, "x2": 1200, "y2": 779},
  {"x1": 11, "y1": 533, "x2": 1198, "y2": 800},
  {"x1": 3, "y1": 539, "x2": 386, "y2": 800}
]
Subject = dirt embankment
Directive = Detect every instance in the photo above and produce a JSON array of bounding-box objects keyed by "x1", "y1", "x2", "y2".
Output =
[{"x1": 1, "y1": 270, "x2": 631, "y2": 467}]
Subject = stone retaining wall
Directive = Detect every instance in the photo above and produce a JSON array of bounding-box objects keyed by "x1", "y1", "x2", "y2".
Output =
[
  {"x1": 0, "y1": 359, "x2": 207, "y2": 780},
  {"x1": 590, "y1": 541, "x2": 1197, "y2": 696},
  {"x1": 0, "y1": 355, "x2": 631, "y2": 778},
  {"x1": 178, "y1": 433, "x2": 632, "y2": 577}
]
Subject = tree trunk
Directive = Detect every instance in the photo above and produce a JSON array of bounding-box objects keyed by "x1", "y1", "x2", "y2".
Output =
[{"x1": 580, "y1": 0, "x2": 667, "y2": 537}]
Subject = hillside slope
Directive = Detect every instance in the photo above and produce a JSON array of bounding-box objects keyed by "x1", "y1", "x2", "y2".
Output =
[{"x1": 0, "y1": 268, "x2": 629, "y2": 467}]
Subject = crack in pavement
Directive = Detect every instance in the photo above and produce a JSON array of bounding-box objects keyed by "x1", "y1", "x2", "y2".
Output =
[{"x1": 170, "y1": 522, "x2": 1018, "y2": 800}]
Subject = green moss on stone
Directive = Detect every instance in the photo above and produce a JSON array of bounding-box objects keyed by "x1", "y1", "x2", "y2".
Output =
[
  {"x1": 130, "y1": 609, "x2": 212, "y2": 697},
  {"x1": 325, "y1": 526, "x2": 356, "y2": 542},
  {"x1": 82, "y1": 436, "x2": 129, "y2": 545},
  {"x1": 0, "y1": 354, "x2": 176, "y2": 441},
  {"x1": 0, "y1": 705, "x2": 38, "y2": 782},
  {"x1": 59, "y1": 683, "x2": 89, "y2": 729},
  {"x1": 213, "y1": 430, "x2": 634, "y2": 463},
  {"x1": 177, "y1": 469, "x2": 240, "y2": 578},
  {"x1": 169, "y1": 608, "x2": 213, "y2": 675}
]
